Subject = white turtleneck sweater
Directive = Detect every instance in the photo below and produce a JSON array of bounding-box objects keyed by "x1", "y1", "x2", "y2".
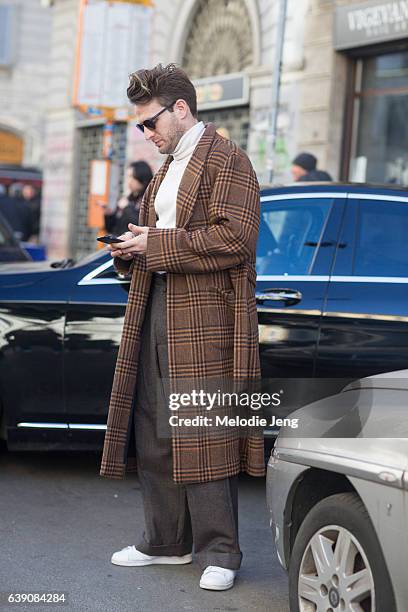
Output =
[{"x1": 154, "y1": 121, "x2": 205, "y2": 229}]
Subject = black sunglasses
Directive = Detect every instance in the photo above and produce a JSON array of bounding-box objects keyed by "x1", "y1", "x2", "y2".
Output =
[{"x1": 136, "y1": 102, "x2": 176, "y2": 133}]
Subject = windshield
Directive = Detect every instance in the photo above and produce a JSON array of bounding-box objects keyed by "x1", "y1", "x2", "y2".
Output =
[
  {"x1": 0, "y1": 212, "x2": 18, "y2": 247},
  {"x1": 71, "y1": 248, "x2": 111, "y2": 268}
]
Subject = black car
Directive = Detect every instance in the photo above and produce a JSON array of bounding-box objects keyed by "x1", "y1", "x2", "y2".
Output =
[
  {"x1": 0, "y1": 209, "x2": 31, "y2": 263},
  {"x1": 257, "y1": 182, "x2": 408, "y2": 423},
  {"x1": 1, "y1": 183, "x2": 408, "y2": 450}
]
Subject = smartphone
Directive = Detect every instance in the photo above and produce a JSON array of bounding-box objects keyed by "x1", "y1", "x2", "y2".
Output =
[{"x1": 96, "y1": 234, "x2": 125, "y2": 245}]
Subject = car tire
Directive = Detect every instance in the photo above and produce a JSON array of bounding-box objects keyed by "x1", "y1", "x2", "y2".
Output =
[{"x1": 289, "y1": 492, "x2": 396, "y2": 612}]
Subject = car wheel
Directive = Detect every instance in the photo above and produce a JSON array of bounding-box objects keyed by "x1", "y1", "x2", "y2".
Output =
[{"x1": 289, "y1": 492, "x2": 396, "y2": 612}]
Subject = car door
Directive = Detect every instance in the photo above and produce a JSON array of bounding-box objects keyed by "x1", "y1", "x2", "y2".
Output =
[
  {"x1": 316, "y1": 192, "x2": 408, "y2": 384},
  {"x1": 63, "y1": 256, "x2": 130, "y2": 440},
  {"x1": 257, "y1": 192, "x2": 345, "y2": 416},
  {"x1": 0, "y1": 268, "x2": 67, "y2": 448}
]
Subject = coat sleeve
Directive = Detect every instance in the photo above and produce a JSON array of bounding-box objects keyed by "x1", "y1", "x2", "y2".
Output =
[{"x1": 145, "y1": 151, "x2": 260, "y2": 274}]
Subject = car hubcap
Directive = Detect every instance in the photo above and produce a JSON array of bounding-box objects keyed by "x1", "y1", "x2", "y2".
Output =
[{"x1": 298, "y1": 525, "x2": 375, "y2": 611}]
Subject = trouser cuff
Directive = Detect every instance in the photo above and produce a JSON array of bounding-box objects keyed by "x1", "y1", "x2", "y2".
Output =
[
  {"x1": 196, "y1": 551, "x2": 243, "y2": 571},
  {"x1": 137, "y1": 537, "x2": 192, "y2": 557}
]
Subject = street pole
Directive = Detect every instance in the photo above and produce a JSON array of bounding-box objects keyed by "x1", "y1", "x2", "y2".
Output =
[{"x1": 267, "y1": 0, "x2": 288, "y2": 185}]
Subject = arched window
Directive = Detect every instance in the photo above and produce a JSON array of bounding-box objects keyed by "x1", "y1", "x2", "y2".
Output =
[{"x1": 182, "y1": 0, "x2": 253, "y2": 79}]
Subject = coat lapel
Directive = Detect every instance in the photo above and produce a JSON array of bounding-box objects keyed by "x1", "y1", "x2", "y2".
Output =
[
  {"x1": 176, "y1": 123, "x2": 217, "y2": 228},
  {"x1": 142, "y1": 155, "x2": 173, "y2": 227},
  {"x1": 141, "y1": 123, "x2": 217, "y2": 229}
]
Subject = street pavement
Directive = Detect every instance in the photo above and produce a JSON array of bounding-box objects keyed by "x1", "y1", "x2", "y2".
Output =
[{"x1": 0, "y1": 448, "x2": 289, "y2": 612}]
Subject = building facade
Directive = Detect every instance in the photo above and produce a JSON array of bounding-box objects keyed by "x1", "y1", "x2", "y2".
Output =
[
  {"x1": 277, "y1": 0, "x2": 408, "y2": 187},
  {"x1": 334, "y1": 0, "x2": 408, "y2": 186},
  {"x1": 40, "y1": 0, "x2": 408, "y2": 258},
  {"x1": 0, "y1": 0, "x2": 52, "y2": 168}
]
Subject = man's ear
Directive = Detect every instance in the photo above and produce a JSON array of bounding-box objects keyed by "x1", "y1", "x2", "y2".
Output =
[{"x1": 174, "y1": 99, "x2": 189, "y2": 119}]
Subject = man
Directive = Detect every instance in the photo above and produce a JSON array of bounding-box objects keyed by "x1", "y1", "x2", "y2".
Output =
[
  {"x1": 100, "y1": 64, "x2": 264, "y2": 591},
  {"x1": 291, "y1": 152, "x2": 332, "y2": 182}
]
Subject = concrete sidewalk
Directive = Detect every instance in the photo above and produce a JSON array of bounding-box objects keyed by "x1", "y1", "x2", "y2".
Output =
[{"x1": 0, "y1": 450, "x2": 289, "y2": 612}]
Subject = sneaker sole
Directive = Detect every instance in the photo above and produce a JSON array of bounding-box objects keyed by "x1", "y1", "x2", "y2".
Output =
[
  {"x1": 111, "y1": 553, "x2": 193, "y2": 567},
  {"x1": 199, "y1": 580, "x2": 235, "y2": 591}
]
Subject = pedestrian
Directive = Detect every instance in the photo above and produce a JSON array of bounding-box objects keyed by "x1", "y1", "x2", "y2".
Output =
[
  {"x1": 291, "y1": 152, "x2": 332, "y2": 182},
  {"x1": 18, "y1": 184, "x2": 42, "y2": 241},
  {"x1": 100, "y1": 63, "x2": 264, "y2": 591},
  {"x1": 103, "y1": 161, "x2": 153, "y2": 236},
  {"x1": 0, "y1": 191, "x2": 34, "y2": 242}
]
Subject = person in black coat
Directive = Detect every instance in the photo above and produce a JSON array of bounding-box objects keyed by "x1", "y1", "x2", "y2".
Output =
[
  {"x1": 104, "y1": 161, "x2": 153, "y2": 236},
  {"x1": 18, "y1": 184, "x2": 42, "y2": 240},
  {"x1": 0, "y1": 194, "x2": 34, "y2": 241},
  {"x1": 291, "y1": 152, "x2": 333, "y2": 182}
]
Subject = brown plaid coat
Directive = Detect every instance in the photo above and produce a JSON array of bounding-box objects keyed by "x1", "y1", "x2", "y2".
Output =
[{"x1": 100, "y1": 123, "x2": 265, "y2": 483}]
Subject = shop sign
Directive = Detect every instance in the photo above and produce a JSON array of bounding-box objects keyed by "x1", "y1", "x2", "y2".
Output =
[
  {"x1": 334, "y1": 0, "x2": 408, "y2": 50},
  {"x1": 194, "y1": 73, "x2": 249, "y2": 111}
]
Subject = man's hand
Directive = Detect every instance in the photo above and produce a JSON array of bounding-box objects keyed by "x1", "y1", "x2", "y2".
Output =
[
  {"x1": 109, "y1": 224, "x2": 149, "y2": 259},
  {"x1": 106, "y1": 231, "x2": 133, "y2": 260}
]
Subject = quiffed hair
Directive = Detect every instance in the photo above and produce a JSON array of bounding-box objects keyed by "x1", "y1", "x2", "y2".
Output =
[{"x1": 127, "y1": 63, "x2": 197, "y2": 117}]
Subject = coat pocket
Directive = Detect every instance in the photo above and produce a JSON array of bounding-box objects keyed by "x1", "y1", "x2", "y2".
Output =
[
  {"x1": 206, "y1": 286, "x2": 236, "y2": 348},
  {"x1": 208, "y1": 286, "x2": 235, "y2": 307}
]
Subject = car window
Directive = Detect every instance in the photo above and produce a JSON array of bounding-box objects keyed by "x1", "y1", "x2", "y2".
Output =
[
  {"x1": 77, "y1": 256, "x2": 131, "y2": 286},
  {"x1": 95, "y1": 265, "x2": 124, "y2": 280},
  {"x1": 354, "y1": 199, "x2": 408, "y2": 277},
  {"x1": 0, "y1": 224, "x2": 8, "y2": 246},
  {"x1": 0, "y1": 214, "x2": 15, "y2": 247},
  {"x1": 72, "y1": 249, "x2": 110, "y2": 268},
  {"x1": 257, "y1": 198, "x2": 332, "y2": 275}
]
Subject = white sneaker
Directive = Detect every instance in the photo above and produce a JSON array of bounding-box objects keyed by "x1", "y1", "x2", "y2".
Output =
[
  {"x1": 199, "y1": 566, "x2": 236, "y2": 590},
  {"x1": 111, "y1": 545, "x2": 192, "y2": 567}
]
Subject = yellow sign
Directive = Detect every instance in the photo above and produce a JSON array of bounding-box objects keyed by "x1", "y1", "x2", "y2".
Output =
[{"x1": 0, "y1": 131, "x2": 23, "y2": 165}]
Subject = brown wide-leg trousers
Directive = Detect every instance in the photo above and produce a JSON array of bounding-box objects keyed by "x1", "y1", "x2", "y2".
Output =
[{"x1": 132, "y1": 273, "x2": 242, "y2": 570}]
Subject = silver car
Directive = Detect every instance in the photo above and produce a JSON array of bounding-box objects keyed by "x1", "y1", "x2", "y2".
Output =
[{"x1": 266, "y1": 370, "x2": 408, "y2": 612}]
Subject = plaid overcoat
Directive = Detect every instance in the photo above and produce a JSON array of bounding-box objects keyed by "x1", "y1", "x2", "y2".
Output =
[{"x1": 100, "y1": 123, "x2": 265, "y2": 483}]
